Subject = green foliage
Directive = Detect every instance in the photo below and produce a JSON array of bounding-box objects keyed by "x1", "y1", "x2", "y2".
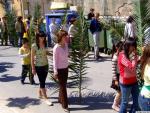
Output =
[
  {"x1": 69, "y1": 9, "x2": 89, "y2": 101},
  {"x1": 133, "y1": 0, "x2": 149, "y2": 89},
  {"x1": 29, "y1": 20, "x2": 36, "y2": 45},
  {"x1": 5, "y1": 9, "x2": 17, "y2": 46},
  {"x1": 136, "y1": 64, "x2": 144, "y2": 90},
  {"x1": 108, "y1": 19, "x2": 124, "y2": 40},
  {"x1": 133, "y1": 0, "x2": 149, "y2": 55},
  {"x1": 34, "y1": 2, "x2": 41, "y2": 21},
  {"x1": 101, "y1": 18, "x2": 124, "y2": 43},
  {"x1": 48, "y1": 9, "x2": 89, "y2": 102}
]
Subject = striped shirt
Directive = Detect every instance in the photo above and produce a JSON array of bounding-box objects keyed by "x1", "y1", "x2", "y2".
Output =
[
  {"x1": 144, "y1": 27, "x2": 150, "y2": 46},
  {"x1": 112, "y1": 53, "x2": 119, "y2": 80}
]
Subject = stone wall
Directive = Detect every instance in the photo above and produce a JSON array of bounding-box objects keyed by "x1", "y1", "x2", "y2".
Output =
[
  {"x1": 0, "y1": 0, "x2": 135, "y2": 18},
  {"x1": 54, "y1": 0, "x2": 134, "y2": 16}
]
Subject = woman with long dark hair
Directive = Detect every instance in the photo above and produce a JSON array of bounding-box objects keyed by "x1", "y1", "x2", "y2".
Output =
[
  {"x1": 139, "y1": 45, "x2": 150, "y2": 111},
  {"x1": 118, "y1": 38, "x2": 140, "y2": 113},
  {"x1": 31, "y1": 31, "x2": 53, "y2": 106}
]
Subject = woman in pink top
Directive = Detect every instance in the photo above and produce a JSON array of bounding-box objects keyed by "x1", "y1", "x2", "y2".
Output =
[{"x1": 53, "y1": 30, "x2": 69, "y2": 112}]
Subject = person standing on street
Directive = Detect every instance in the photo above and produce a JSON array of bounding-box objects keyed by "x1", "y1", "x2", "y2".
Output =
[
  {"x1": 90, "y1": 13, "x2": 102, "y2": 60},
  {"x1": 111, "y1": 41, "x2": 123, "y2": 112},
  {"x1": 68, "y1": 17, "x2": 77, "y2": 44},
  {"x1": 1, "y1": 16, "x2": 8, "y2": 46},
  {"x1": 118, "y1": 38, "x2": 140, "y2": 113},
  {"x1": 53, "y1": 30, "x2": 69, "y2": 112},
  {"x1": 23, "y1": 15, "x2": 32, "y2": 39},
  {"x1": 49, "y1": 18, "x2": 59, "y2": 46},
  {"x1": 19, "y1": 38, "x2": 35, "y2": 85},
  {"x1": 124, "y1": 16, "x2": 136, "y2": 40},
  {"x1": 0, "y1": 18, "x2": 2, "y2": 45},
  {"x1": 15, "y1": 16, "x2": 26, "y2": 47},
  {"x1": 38, "y1": 17, "x2": 46, "y2": 33},
  {"x1": 31, "y1": 31, "x2": 53, "y2": 106}
]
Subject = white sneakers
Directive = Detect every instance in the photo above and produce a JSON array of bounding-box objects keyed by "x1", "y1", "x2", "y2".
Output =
[
  {"x1": 64, "y1": 108, "x2": 70, "y2": 113},
  {"x1": 112, "y1": 105, "x2": 120, "y2": 112},
  {"x1": 44, "y1": 99, "x2": 53, "y2": 106}
]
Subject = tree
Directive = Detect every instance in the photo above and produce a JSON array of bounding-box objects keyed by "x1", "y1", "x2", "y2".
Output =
[
  {"x1": 69, "y1": 9, "x2": 89, "y2": 102},
  {"x1": 132, "y1": 0, "x2": 149, "y2": 89},
  {"x1": 0, "y1": 0, "x2": 17, "y2": 46},
  {"x1": 33, "y1": 2, "x2": 41, "y2": 21},
  {"x1": 48, "y1": 9, "x2": 89, "y2": 102},
  {"x1": 5, "y1": 9, "x2": 17, "y2": 46}
]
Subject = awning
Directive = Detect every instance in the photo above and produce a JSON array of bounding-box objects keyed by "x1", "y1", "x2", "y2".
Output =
[{"x1": 50, "y1": 2, "x2": 69, "y2": 10}]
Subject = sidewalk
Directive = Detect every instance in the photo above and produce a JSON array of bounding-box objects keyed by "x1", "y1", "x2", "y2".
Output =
[{"x1": 0, "y1": 46, "x2": 116, "y2": 113}]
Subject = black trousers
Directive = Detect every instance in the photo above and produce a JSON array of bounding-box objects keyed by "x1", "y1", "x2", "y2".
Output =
[
  {"x1": 57, "y1": 68, "x2": 68, "y2": 109},
  {"x1": 36, "y1": 65, "x2": 48, "y2": 88},
  {"x1": 1, "y1": 32, "x2": 8, "y2": 45},
  {"x1": 21, "y1": 65, "x2": 34, "y2": 83}
]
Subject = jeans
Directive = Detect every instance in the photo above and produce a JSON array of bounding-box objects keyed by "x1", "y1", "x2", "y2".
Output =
[
  {"x1": 36, "y1": 65, "x2": 48, "y2": 88},
  {"x1": 57, "y1": 68, "x2": 68, "y2": 109},
  {"x1": 119, "y1": 83, "x2": 140, "y2": 113},
  {"x1": 93, "y1": 32, "x2": 100, "y2": 58},
  {"x1": 17, "y1": 32, "x2": 23, "y2": 47},
  {"x1": 139, "y1": 94, "x2": 150, "y2": 111}
]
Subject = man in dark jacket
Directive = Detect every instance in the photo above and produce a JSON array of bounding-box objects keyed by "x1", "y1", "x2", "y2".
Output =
[{"x1": 90, "y1": 13, "x2": 102, "y2": 60}]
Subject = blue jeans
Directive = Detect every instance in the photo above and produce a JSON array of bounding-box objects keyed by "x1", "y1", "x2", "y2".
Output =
[
  {"x1": 139, "y1": 94, "x2": 150, "y2": 111},
  {"x1": 119, "y1": 83, "x2": 140, "y2": 113},
  {"x1": 17, "y1": 32, "x2": 23, "y2": 47}
]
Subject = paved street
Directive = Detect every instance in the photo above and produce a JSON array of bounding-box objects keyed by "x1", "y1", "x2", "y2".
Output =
[{"x1": 0, "y1": 46, "x2": 116, "y2": 113}]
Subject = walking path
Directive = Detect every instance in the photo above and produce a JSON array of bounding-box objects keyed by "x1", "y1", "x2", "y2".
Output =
[{"x1": 0, "y1": 46, "x2": 116, "y2": 113}]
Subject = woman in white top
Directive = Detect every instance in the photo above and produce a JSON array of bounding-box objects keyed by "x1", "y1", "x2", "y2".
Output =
[{"x1": 124, "y1": 16, "x2": 136, "y2": 39}]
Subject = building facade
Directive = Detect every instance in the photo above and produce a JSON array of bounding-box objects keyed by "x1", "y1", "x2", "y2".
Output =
[
  {"x1": 0, "y1": 0, "x2": 135, "y2": 18},
  {"x1": 54, "y1": 0, "x2": 134, "y2": 16}
]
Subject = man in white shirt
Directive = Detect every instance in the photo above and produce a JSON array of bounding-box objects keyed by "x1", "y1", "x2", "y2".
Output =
[{"x1": 49, "y1": 18, "x2": 59, "y2": 46}]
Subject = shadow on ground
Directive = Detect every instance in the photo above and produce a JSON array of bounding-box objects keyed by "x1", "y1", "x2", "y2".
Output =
[
  {"x1": 50, "y1": 91, "x2": 115, "y2": 111},
  {"x1": 69, "y1": 91, "x2": 115, "y2": 111},
  {"x1": 46, "y1": 77, "x2": 92, "y2": 96},
  {"x1": 0, "y1": 62, "x2": 14, "y2": 73},
  {"x1": 0, "y1": 74, "x2": 20, "y2": 82},
  {"x1": 0, "y1": 46, "x2": 12, "y2": 51},
  {"x1": 86, "y1": 53, "x2": 111, "y2": 62},
  {"x1": 7, "y1": 97, "x2": 41, "y2": 109}
]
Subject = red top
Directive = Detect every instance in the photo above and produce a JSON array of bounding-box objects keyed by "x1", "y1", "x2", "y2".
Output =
[{"x1": 118, "y1": 51, "x2": 138, "y2": 85}]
